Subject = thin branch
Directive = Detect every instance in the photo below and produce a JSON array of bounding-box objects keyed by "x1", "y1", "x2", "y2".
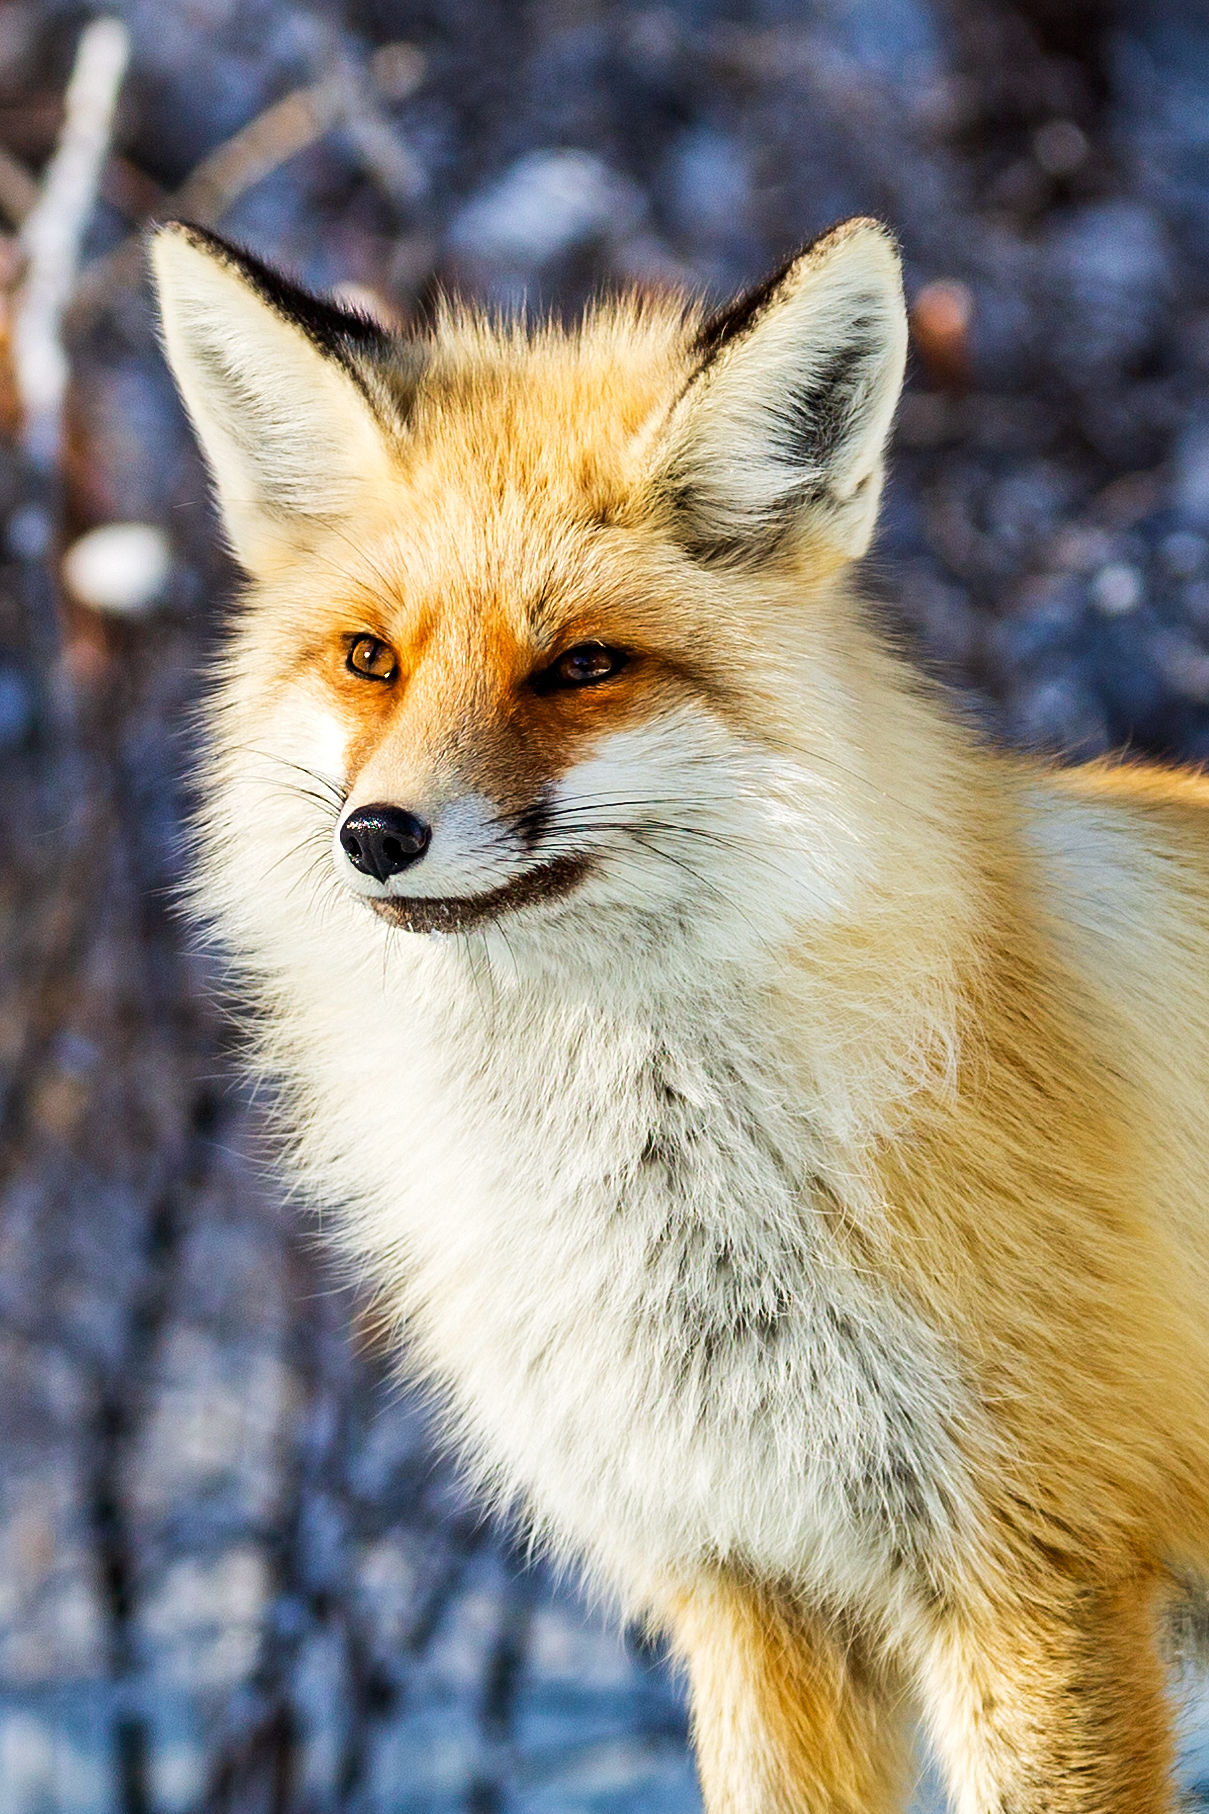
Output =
[
  {"x1": 12, "y1": 16, "x2": 130, "y2": 475},
  {"x1": 323, "y1": 47, "x2": 426, "y2": 212},
  {"x1": 171, "y1": 82, "x2": 345, "y2": 226},
  {"x1": 71, "y1": 41, "x2": 426, "y2": 321}
]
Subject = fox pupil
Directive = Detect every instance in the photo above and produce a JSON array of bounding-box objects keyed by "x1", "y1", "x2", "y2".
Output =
[
  {"x1": 553, "y1": 642, "x2": 625, "y2": 687},
  {"x1": 347, "y1": 635, "x2": 396, "y2": 682}
]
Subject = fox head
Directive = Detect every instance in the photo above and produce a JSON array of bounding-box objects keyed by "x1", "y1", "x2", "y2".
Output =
[{"x1": 152, "y1": 219, "x2": 913, "y2": 982}]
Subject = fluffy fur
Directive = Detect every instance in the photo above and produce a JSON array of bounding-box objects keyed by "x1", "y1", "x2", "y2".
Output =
[{"x1": 153, "y1": 216, "x2": 1209, "y2": 1811}]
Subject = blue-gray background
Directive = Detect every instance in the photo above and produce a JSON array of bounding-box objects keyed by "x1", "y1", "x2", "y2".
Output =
[{"x1": 5, "y1": 0, "x2": 1209, "y2": 1808}]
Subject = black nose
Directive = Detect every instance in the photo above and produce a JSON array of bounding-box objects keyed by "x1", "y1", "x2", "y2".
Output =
[{"x1": 340, "y1": 805, "x2": 431, "y2": 882}]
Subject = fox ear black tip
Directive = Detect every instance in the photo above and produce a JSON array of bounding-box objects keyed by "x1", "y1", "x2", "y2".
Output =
[
  {"x1": 148, "y1": 220, "x2": 241, "y2": 262},
  {"x1": 148, "y1": 219, "x2": 197, "y2": 247},
  {"x1": 147, "y1": 220, "x2": 214, "y2": 281}
]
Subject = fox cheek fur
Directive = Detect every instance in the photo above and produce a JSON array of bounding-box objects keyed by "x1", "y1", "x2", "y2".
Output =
[{"x1": 155, "y1": 216, "x2": 1209, "y2": 1813}]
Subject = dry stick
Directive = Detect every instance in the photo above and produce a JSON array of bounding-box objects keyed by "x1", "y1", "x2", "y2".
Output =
[
  {"x1": 71, "y1": 42, "x2": 426, "y2": 319},
  {"x1": 177, "y1": 44, "x2": 425, "y2": 221},
  {"x1": 172, "y1": 82, "x2": 346, "y2": 225},
  {"x1": 0, "y1": 20, "x2": 133, "y2": 1161},
  {"x1": 319, "y1": 44, "x2": 426, "y2": 212},
  {"x1": 10, "y1": 14, "x2": 129, "y2": 734},
  {"x1": 13, "y1": 16, "x2": 131, "y2": 477},
  {"x1": 67, "y1": 83, "x2": 340, "y2": 315},
  {"x1": 278, "y1": 20, "x2": 425, "y2": 214}
]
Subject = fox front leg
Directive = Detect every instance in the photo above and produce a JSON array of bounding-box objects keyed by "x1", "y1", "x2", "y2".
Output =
[
  {"x1": 665, "y1": 1574, "x2": 912, "y2": 1814},
  {"x1": 919, "y1": 1569, "x2": 1176, "y2": 1813}
]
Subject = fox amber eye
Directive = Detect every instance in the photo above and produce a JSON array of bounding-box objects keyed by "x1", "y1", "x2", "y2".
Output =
[
  {"x1": 538, "y1": 642, "x2": 628, "y2": 692},
  {"x1": 346, "y1": 635, "x2": 397, "y2": 682}
]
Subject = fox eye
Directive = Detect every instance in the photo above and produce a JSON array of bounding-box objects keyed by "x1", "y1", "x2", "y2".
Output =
[
  {"x1": 536, "y1": 641, "x2": 629, "y2": 692},
  {"x1": 346, "y1": 635, "x2": 397, "y2": 682}
]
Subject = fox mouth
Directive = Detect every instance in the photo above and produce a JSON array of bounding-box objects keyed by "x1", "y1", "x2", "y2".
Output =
[{"x1": 366, "y1": 854, "x2": 592, "y2": 934}]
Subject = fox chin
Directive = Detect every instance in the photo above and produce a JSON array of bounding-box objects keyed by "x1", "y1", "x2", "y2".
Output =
[{"x1": 155, "y1": 215, "x2": 1209, "y2": 1813}]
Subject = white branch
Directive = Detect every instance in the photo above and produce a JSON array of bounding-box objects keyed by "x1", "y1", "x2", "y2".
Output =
[{"x1": 13, "y1": 17, "x2": 131, "y2": 474}]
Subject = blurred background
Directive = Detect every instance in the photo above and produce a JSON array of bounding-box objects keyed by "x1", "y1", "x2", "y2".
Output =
[{"x1": 5, "y1": 0, "x2": 1209, "y2": 1809}]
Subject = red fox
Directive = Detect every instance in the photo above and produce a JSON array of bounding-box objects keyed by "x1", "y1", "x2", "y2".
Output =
[{"x1": 153, "y1": 215, "x2": 1209, "y2": 1812}]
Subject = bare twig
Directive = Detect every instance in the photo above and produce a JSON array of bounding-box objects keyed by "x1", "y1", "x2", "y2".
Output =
[
  {"x1": 171, "y1": 83, "x2": 345, "y2": 226},
  {"x1": 12, "y1": 16, "x2": 130, "y2": 475},
  {"x1": 71, "y1": 42, "x2": 425, "y2": 322},
  {"x1": 322, "y1": 47, "x2": 426, "y2": 212},
  {"x1": 70, "y1": 79, "x2": 340, "y2": 314},
  {"x1": 176, "y1": 41, "x2": 425, "y2": 223}
]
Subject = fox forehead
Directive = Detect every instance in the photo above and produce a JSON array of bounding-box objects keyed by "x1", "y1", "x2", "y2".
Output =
[{"x1": 372, "y1": 299, "x2": 694, "y2": 540}]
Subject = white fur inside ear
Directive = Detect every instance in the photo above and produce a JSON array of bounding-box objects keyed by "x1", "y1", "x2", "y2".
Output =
[
  {"x1": 662, "y1": 221, "x2": 908, "y2": 562},
  {"x1": 151, "y1": 229, "x2": 397, "y2": 571}
]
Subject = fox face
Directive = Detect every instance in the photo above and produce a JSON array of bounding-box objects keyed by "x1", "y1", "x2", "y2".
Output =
[{"x1": 153, "y1": 220, "x2": 908, "y2": 973}]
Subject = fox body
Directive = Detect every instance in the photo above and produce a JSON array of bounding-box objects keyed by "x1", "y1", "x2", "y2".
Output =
[{"x1": 154, "y1": 217, "x2": 1209, "y2": 1812}]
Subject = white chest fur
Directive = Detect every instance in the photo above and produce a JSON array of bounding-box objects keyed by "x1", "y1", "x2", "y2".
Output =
[{"x1": 271, "y1": 929, "x2": 973, "y2": 1611}]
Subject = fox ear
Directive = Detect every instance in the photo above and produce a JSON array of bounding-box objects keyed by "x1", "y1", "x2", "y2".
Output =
[
  {"x1": 656, "y1": 219, "x2": 907, "y2": 566},
  {"x1": 151, "y1": 224, "x2": 413, "y2": 572}
]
